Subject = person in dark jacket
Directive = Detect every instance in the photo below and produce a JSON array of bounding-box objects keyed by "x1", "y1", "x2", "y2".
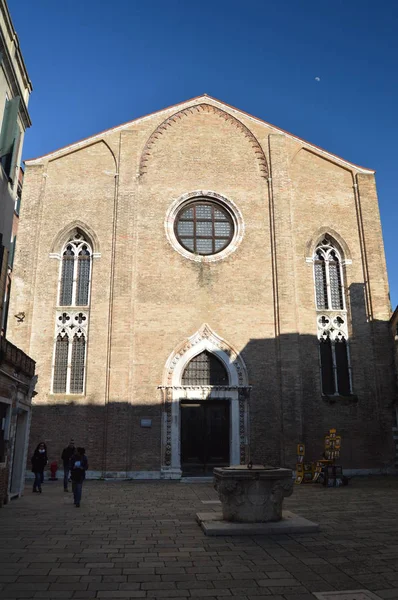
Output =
[
  {"x1": 61, "y1": 439, "x2": 75, "y2": 492},
  {"x1": 70, "y1": 447, "x2": 88, "y2": 507},
  {"x1": 31, "y1": 442, "x2": 48, "y2": 493}
]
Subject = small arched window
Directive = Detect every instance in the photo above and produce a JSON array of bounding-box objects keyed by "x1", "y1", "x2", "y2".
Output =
[
  {"x1": 182, "y1": 351, "x2": 229, "y2": 385},
  {"x1": 314, "y1": 238, "x2": 344, "y2": 310},
  {"x1": 59, "y1": 232, "x2": 92, "y2": 306}
]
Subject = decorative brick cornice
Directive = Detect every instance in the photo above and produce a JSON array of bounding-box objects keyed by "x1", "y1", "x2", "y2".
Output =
[{"x1": 139, "y1": 103, "x2": 269, "y2": 178}]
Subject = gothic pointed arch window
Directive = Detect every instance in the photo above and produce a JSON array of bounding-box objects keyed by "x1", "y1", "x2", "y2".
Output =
[
  {"x1": 313, "y1": 236, "x2": 352, "y2": 396},
  {"x1": 182, "y1": 351, "x2": 229, "y2": 385},
  {"x1": 52, "y1": 230, "x2": 93, "y2": 395},
  {"x1": 59, "y1": 232, "x2": 92, "y2": 307},
  {"x1": 314, "y1": 237, "x2": 344, "y2": 310}
]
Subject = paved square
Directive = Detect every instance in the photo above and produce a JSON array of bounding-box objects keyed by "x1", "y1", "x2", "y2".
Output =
[
  {"x1": 313, "y1": 592, "x2": 383, "y2": 599},
  {"x1": 196, "y1": 510, "x2": 320, "y2": 535},
  {"x1": 1, "y1": 476, "x2": 398, "y2": 599}
]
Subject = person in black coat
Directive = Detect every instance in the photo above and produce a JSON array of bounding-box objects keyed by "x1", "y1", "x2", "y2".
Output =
[
  {"x1": 61, "y1": 439, "x2": 75, "y2": 492},
  {"x1": 70, "y1": 447, "x2": 88, "y2": 507},
  {"x1": 31, "y1": 442, "x2": 48, "y2": 493}
]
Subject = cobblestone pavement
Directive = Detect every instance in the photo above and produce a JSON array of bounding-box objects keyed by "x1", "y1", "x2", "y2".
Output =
[{"x1": 1, "y1": 476, "x2": 398, "y2": 600}]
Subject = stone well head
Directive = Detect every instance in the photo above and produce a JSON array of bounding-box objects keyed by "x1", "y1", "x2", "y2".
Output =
[{"x1": 213, "y1": 465, "x2": 294, "y2": 523}]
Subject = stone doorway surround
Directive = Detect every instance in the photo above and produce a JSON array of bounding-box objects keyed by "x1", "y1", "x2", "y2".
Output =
[{"x1": 159, "y1": 324, "x2": 251, "y2": 479}]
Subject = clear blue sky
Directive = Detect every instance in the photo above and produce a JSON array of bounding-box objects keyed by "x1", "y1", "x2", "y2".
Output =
[{"x1": 9, "y1": 0, "x2": 398, "y2": 308}]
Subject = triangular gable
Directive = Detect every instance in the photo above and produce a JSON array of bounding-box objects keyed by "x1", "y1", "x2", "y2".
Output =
[{"x1": 25, "y1": 94, "x2": 374, "y2": 173}]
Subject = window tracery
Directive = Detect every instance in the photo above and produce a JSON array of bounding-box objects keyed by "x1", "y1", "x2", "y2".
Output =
[
  {"x1": 52, "y1": 230, "x2": 92, "y2": 395},
  {"x1": 59, "y1": 233, "x2": 92, "y2": 306},
  {"x1": 165, "y1": 191, "x2": 244, "y2": 263},
  {"x1": 182, "y1": 351, "x2": 229, "y2": 386},
  {"x1": 52, "y1": 309, "x2": 89, "y2": 394},
  {"x1": 313, "y1": 236, "x2": 352, "y2": 396},
  {"x1": 175, "y1": 199, "x2": 234, "y2": 256},
  {"x1": 314, "y1": 238, "x2": 344, "y2": 310}
]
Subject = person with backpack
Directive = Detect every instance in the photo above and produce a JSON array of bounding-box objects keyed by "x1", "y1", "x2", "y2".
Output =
[
  {"x1": 70, "y1": 447, "x2": 88, "y2": 507},
  {"x1": 31, "y1": 442, "x2": 48, "y2": 493}
]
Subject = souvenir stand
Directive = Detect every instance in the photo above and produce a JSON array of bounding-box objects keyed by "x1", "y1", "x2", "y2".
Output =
[{"x1": 295, "y1": 428, "x2": 347, "y2": 486}]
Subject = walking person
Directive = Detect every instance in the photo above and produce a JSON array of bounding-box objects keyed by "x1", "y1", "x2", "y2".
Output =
[
  {"x1": 70, "y1": 447, "x2": 88, "y2": 508},
  {"x1": 61, "y1": 439, "x2": 75, "y2": 492},
  {"x1": 31, "y1": 442, "x2": 48, "y2": 493}
]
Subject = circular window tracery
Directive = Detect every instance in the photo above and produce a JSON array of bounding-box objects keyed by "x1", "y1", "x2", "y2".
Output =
[
  {"x1": 175, "y1": 200, "x2": 234, "y2": 256},
  {"x1": 165, "y1": 191, "x2": 244, "y2": 263}
]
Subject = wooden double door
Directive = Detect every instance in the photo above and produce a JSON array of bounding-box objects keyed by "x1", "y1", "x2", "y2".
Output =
[{"x1": 180, "y1": 400, "x2": 230, "y2": 475}]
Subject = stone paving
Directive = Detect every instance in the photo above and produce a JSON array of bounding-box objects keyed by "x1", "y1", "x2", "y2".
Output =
[{"x1": 1, "y1": 476, "x2": 398, "y2": 600}]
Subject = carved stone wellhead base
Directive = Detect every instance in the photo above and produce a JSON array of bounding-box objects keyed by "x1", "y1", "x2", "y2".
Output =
[{"x1": 213, "y1": 465, "x2": 294, "y2": 523}]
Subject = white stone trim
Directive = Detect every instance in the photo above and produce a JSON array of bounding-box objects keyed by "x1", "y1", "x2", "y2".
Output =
[
  {"x1": 25, "y1": 95, "x2": 374, "y2": 174},
  {"x1": 306, "y1": 256, "x2": 352, "y2": 265},
  {"x1": 160, "y1": 324, "x2": 250, "y2": 479},
  {"x1": 50, "y1": 252, "x2": 101, "y2": 260},
  {"x1": 317, "y1": 312, "x2": 348, "y2": 341},
  {"x1": 165, "y1": 190, "x2": 244, "y2": 263},
  {"x1": 163, "y1": 324, "x2": 249, "y2": 387}
]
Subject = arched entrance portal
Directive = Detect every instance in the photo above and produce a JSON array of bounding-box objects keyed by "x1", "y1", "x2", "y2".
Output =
[
  {"x1": 160, "y1": 324, "x2": 250, "y2": 479},
  {"x1": 180, "y1": 351, "x2": 230, "y2": 474}
]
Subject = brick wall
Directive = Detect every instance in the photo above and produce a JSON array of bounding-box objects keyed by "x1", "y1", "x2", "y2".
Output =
[{"x1": 8, "y1": 97, "x2": 396, "y2": 473}]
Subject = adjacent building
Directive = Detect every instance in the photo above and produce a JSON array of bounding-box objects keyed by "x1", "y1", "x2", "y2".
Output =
[
  {"x1": 390, "y1": 305, "x2": 398, "y2": 468},
  {"x1": 0, "y1": 0, "x2": 35, "y2": 505},
  {"x1": 8, "y1": 94, "x2": 395, "y2": 479}
]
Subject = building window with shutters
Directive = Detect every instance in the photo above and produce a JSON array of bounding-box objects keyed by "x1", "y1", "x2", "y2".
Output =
[
  {"x1": 52, "y1": 231, "x2": 92, "y2": 395},
  {"x1": 313, "y1": 237, "x2": 353, "y2": 396},
  {"x1": 0, "y1": 95, "x2": 21, "y2": 181}
]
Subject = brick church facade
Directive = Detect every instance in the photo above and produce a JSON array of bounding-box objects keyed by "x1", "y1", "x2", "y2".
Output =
[{"x1": 8, "y1": 95, "x2": 396, "y2": 477}]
